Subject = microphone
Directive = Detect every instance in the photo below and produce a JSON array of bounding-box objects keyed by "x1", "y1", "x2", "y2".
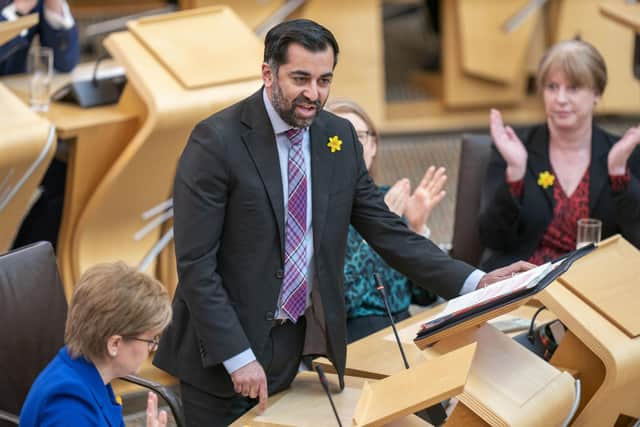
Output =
[
  {"x1": 315, "y1": 365, "x2": 343, "y2": 427},
  {"x1": 374, "y1": 273, "x2": 448, "y2": 426}
]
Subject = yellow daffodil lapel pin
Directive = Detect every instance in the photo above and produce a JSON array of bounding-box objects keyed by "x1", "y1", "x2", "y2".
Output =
[
  {"x1": 537, "y1": 171, "x2": 555, "y2": 189},
  {"x1": 327, "y1": 135, "x2": 342, "y2": 153}
]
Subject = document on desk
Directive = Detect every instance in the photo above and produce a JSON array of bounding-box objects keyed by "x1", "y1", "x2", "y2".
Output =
[{"x1": 420, "y1": 262, "x2": 557, "y2": 332}]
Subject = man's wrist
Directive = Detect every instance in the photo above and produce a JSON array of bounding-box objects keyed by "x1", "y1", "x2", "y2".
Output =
[{"x1": 223, "y1": 348, "x2": 256, "y2": 374}]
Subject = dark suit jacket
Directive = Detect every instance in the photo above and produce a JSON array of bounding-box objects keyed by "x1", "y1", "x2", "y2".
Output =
[
  {"x1": 154, "y1": 89, "x2": 474, "y2": 396},
  {"x1": 0, "y1": 0, "x2": 79, "y2": 75},
  {"x1": 478, "y1": 123, "x2": 640, "y2": 270},
  {"x1": 20, "y1": 347, "x2": 124, "y2": 427}
]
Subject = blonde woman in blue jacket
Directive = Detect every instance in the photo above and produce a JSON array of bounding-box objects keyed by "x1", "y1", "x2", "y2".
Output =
[{"x1": 20, "y1": 262, "x2": 172, "y2": 427}]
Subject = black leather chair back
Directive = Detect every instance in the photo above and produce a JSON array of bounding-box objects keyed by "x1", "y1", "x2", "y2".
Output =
[
  {"x1": 0, "y1": 242, "x2": 67, "y2": 425},
  {"x1": 450, "y1": 134, "x2": 492, "y2": 267}
]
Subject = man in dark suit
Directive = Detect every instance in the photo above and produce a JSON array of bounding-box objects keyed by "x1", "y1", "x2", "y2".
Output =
[{"x1": 154, "y1": 19, "x2": 531, "y2": 426}]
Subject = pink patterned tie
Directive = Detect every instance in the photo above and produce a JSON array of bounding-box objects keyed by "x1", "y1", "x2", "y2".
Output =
[{"x1": 278, "y1": 128, "x2": 308, "y2": 322}]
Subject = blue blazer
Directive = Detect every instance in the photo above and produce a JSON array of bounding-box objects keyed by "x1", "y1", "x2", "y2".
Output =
[
  {"x1": 0, "y1": 0, "x2": 79, "y2": 75},
  {"x1": 19, "y1": 347, "x2": 124, "y2": 427}
]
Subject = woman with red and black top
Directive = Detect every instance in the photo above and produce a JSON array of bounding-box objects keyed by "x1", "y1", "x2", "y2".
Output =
[{"x1": 478, "y1": 39, "x2": 640, "y2": 270}]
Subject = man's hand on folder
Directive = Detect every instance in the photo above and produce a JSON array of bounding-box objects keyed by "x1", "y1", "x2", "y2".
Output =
[{"x1": 476, "y1": 261, "x2": 536, "y2": 289}]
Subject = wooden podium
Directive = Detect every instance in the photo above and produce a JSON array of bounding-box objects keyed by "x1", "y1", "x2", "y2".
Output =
[
  {"x1": 317, "y1": 235, "x2": 640, "y2": 426},
  {"x1": 0, "y1": 84, "x2": 54, "y2": 253},
  {"x1": 537, "y1": 235, "x2": 640, "y2": 426},
  {"x1": 232, "y1": 344, "x2": 476, "y2": 427}
]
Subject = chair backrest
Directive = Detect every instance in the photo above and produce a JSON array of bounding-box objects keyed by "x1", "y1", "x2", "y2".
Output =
[
  {"x1": 0, "y1": 242, "x2": 67, "y2": 422},
  {"x1": 450, "y1": 134, "x2": 492, "y2": 267}
]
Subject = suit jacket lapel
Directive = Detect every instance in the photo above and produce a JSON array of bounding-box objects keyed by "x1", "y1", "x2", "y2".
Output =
[
  {"x1": 589, "y1": 125, "x2": 610, "y2": 212},
  {"x1": 526, "y1": 125, "x2": 555, "y2": 208},
  {"x1": 241, "y1": 90, "x2": 285, "y2": 255},
  {"x1": 310, "y1": 114, "x2": 334, "y2": 254}
]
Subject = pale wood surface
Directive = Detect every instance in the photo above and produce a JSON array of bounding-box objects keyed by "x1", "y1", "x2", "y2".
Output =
[
  {"x1": 558, "y1": 235, "x2": 640, "y2": 338},
  {"x1": 552, "y1": 0, "x2": 640, "y2": 115},
  {"x1": 457, "y1": 0, "x2": 540, "y2": 84},
  {"x1": 295, "y1": 0, "x2": 386, "y2": 126},
  {"x1": 0, "y1": 84, "x2": 53, "y2": 252},
  {"x1": 353, "y1": 344, "x2": 475, "y2": 426},
  {"x1": 538, "y1": 242, "x2": 640, "y2": 426},
  {"x1": 1, "y1": 64, "x2": 140, "y2": 292},
  {"x1": 0, "y1": 13, "x2": 38, "y2": 45},
  {"x1": 231, "y1": 372, "x2": 429, "y2": 427},
  {"x1": 441, "y1": 0, "x2": 529, "y2": 108},
  {"x1": 128, "y1": 6, "x2": 263, "y2": 89},
  {"x1": 179, "y1": 0, "x2": 285, "y2": 30},
  {"x1": 315, "y1": 309, "x2": 575, "y2": 426},
  {"x1": 600, "y1": 1, "x2": 640, "y2": 32}
]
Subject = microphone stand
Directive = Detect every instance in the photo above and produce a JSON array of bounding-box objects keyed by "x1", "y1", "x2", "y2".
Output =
[
  {"x1": 315, "y1": 365, "x2": 343, "y2": 427},
  {"x1": 374, "y1": 273, "x2": 448, "y2": 426}
]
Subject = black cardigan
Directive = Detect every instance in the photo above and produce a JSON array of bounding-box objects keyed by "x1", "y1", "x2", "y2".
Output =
[{"x1": 478, "y1": 123, "x2": 640, "y2": 270}]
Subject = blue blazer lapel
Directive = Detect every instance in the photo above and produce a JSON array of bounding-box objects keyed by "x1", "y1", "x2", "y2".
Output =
[
  {"x1": 64, "y1": 351, "x2": 123, "y2": 427},
  {"x1": 240, "y1": 90, "x2": 285, "y2": 256}
]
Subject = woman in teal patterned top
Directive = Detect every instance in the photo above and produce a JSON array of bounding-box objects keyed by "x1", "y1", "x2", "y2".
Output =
[{"x1": 326, "y1": 100, "x2": 448, "y2": 343}]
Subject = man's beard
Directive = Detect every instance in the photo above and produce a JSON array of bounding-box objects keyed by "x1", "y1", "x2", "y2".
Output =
[{"x1": 271, "y1": 80, "x2": 322, "y2": 128}]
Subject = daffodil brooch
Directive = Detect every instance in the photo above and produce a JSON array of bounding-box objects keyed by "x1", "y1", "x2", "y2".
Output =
[
  {"x1": 327, "y1": 135, "x2": 342, "y2": 153},
  {"x1": 537, "y1": 171, "x2": 555, "y2": 189}
]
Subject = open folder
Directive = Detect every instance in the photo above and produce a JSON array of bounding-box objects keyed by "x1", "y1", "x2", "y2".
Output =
[{"x1": 414, "y1": 243, "x2": 596, "y2": 347}]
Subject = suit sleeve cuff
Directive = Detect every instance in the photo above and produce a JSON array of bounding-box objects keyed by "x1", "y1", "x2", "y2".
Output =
[
  {"x1": 460, "y1": 269, "x2": 485, "y2": 295},
  {"x1": 222, "y1": 348, "x2": 256, "y2": 374},
  {"x1": 44, "y1": 0, "x2": 74, "y2": 30}
]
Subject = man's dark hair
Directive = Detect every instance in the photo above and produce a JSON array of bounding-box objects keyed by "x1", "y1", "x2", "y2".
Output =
[{"x1": 263, "y1": 19, "x2": 339, "y2": 73}]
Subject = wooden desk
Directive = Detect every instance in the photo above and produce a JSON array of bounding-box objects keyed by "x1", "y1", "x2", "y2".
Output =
[
  {"x1": 315, "y1": 307, "x2": 575, "y2": 426},
  {"x1": 230, "y1": 372, "x2": 430, "y2": 427},
  {"x1": 1, "y1": 65, "x2": 140, "y2": 292},
  {"x1": 600, "y1": 1, "x2": 640, "y2": 32},
  {"x1": 0, "y1": 83, "x2": 53, "y2": 252},
  {"x1": 539, "y1": 281, "x2": 640, "y2": 426}
]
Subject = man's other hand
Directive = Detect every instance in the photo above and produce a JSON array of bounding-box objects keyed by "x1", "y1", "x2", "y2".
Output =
[
  {"x1": 230, "y1": 360, "x2": 268, "y2": 412},
  {"x1": 477, "y1": 260, "x2": 536, "y2": 289}
]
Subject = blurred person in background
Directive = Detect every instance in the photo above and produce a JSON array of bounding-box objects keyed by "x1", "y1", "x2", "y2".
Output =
[{"x1": 479, "y1": 39, "x2": 640, "y2": 270}]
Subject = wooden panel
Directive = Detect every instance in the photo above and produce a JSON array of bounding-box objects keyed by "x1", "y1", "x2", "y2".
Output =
[
  {"x1": 128, "y1": 6, "x2": 263, "y2": 89},
  {"x1": 0, "y1": 84, "x2": 53, "y2": 252},
  {"x1": 0, "y1": 13, "x2": 38, "y2": 45},
  {"x1": 558, "y1": 235, "x2": 640, "y2": 338},
  {"x1": 442, "y1": 0, "x2": 528, "y2": 108},
  {"x1": 354, "y1": 344, "x2": 475, "y2": 426},
  {"x1": 538, "y1": 281, "x2": 640, "y2": 425},
  {"x1": 600, "y1": 1, "x2": 640, "y2": 32},
  {"x1": 296, "y1": 0, "x2": 386, "y2": 125},
  {"x1": 180, "y1": 0, "x2": 286, "y2": 30},
  {"x1": 458, "y1": 0, "x2": 540, "y2": 84},
  {"x1": 552, "y1": 0, "x2": 640, "y2": 114},
  {"x1": 231, "y1": 372, "x2": 430, "y2": 427}
]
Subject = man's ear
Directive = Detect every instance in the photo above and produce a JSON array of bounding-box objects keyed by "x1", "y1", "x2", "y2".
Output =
[{"x1": 262, "y1": 63, "x2": 274, "y2": 88}]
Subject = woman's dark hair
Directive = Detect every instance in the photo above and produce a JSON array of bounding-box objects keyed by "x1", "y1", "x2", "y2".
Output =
[{"x1": 264, "y1": 19, "x2": 339, "y2": 73}]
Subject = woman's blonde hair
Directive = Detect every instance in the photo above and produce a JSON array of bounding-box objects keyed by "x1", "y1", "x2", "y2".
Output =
[
  {"x1": 325, "y1": 99, "x2": 379, "y2": 176},
  {"x1": 65, "y1": 262, "x2": 172, "y2": 361},
  {"x1": 537, "y1": 39, "x2": 607, "y2": 95}
]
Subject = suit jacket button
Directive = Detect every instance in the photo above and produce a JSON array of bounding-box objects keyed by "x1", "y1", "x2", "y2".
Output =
[
  {"x1": 275, "y1": 269, "x2": 284, "y2": 279},
  {"x1": 265, "y1": 311, "x2": 274, "y2": 321}
]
